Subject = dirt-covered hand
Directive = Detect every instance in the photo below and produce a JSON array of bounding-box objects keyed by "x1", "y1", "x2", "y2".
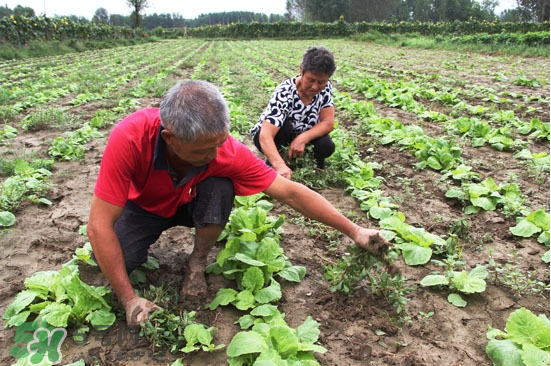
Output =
[
  {"x1": 353, "y1": 227, "x2": 390, "y2": 257},
  {"x1": 124, "y1": 296, "x2": 162, "y2": 327},
  {"x1": 353, "y1": 227, "x2": 401, "y2": 275}
]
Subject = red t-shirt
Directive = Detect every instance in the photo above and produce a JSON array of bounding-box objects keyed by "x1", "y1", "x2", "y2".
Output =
[{"x1": 94, "y1": 108, "x2": 277, "y2": 218}]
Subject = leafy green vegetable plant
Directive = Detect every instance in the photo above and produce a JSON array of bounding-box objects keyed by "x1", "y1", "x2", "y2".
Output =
[
  {"x1": 206, "y1": 196, "x2": 306, "y2": 311},
  {"x1": 47, "y1": 124, "x2": 103, "y2": 161},
  {"x1": 227, "y1": 306, "x2": 326, "y2": 366},
  {"x1": 486, "y1": 307, "x2": 550, "y2": 366},
  {"x1": 445, "y1": 176, "x2": 528, "y2": 216},
  {"x1": 510, "y1": 208, "x2": 550, "y2": 246},
  {"x1": 380, "y1": 213, "x2": 446, "y2": 265},
  {"x1": 2, "y1": 260, "x2": 116, "y2": 333},
  {"x1": 0, "y1": 160, "x2": 52, "y2": 213},
  {"x1": 420, "y1": 264, "x2": 488, "y2": 307}
]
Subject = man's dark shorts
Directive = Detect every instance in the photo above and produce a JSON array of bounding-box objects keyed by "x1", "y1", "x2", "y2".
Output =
[{"x1": 94, "y1": 177, "x2": 235, "y2": 272}]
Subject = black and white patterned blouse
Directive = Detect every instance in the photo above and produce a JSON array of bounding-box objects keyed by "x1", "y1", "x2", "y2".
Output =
[{"x1": 249, "y1": 76, "x2": 333, "y2": 138}]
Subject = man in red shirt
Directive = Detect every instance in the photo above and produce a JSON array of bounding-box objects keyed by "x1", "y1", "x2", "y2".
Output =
[{"x1": 87, "y1": 80, "x2": 390, "y2": 327}]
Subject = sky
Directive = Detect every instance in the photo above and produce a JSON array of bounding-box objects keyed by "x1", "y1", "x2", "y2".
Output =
[{"x1": 3, "y1": 0, "x2": 518, "y2": 20}]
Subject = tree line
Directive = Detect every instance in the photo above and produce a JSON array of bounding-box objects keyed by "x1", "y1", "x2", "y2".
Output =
[
  {"x1": 1, "y1": 0, "x2": 549, "y2": 29},
  {"x1": 286, "y1": 0, "x2": 549, "y2": 22},
  {"x1": 0, "y1": 5, "x2": 286, "y2": 29}
]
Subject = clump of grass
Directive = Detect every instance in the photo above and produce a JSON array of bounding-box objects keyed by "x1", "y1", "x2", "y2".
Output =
[{"x1": 21, "y1": 107, "x2": 81, "y2": 131}]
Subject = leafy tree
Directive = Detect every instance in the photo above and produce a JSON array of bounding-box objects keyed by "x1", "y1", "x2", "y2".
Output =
[
  {"x1": 0, "y1": 6, "x2": 12, "y2": 18},
  {"x1": 93, "y1": 8, "x2": 109, "y2": 24},
  {"x1": 517, "y1": 0, "x2": 550, "y2": 21},
  {"x1": 110, "y1": 14, "x2": 131, "y2": 27},
  {"x1": 126, "y1": 0, "x2": 150, "y2": 28},
  {"x1": 286, "y1": 0, "x2": 307, "y2": 20},
  {"x1": 306, "y1": 0, "x2": 351, "y2": 22},
  {"x1": 413, "y1": 0, "x2": 433, "y2": 20},
  {"x1": 13, "y1": 5, "x2": 35, "y2": 17},
  {"x1": 499, "y1": 7, "x2": 522, "y2": 20}
]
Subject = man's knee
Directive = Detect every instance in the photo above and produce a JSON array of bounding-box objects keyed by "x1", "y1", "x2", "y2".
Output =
[
  {"x1": 194, "y1": 177, "x2": 235, "y2": 227},
  {"x1": 196, "y1": 177, "x2": 234, "y2": 200}
]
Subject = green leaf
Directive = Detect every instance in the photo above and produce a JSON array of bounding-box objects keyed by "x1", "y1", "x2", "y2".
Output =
[
  {"x1": 521, "y1": 343, "x2": 550, "y2": 366},
  {"x1": 242, "y1": 267, "x2": 264, "y2": 293},
  {"x1": 420, "y1": 275, "x2": 449, "y2": 287},
  {"x1": 236, "y1": 314, "x2": 256, "y2": 329},
  {"x1": 296, "y1": 316, "x2": 321, "y2": 344},
  {"x1": 3, "y1": 290, "x2": 40, "y2": 320},
  {"x1": 277, "y1": 265, "x2": 306, "y2": 283},
  {"x1": 538, "y1": 231, "x2": 550, "y2": 247},
  {"x1": 470, "y1": 197, "x2": 496, "y2": 211},
  {"x1": 447, "y1": 293, "x2": 467, "y2": 307},
  {"x1": 426, "y1": 156, "x2": 442, "y2": 170},
  {"x1": 527, "y1": 209, "x2": 550, "y2": 231},
  {"x1": 445, "y1": 188, "x2": 464, "y2": 199},
  {"x1": 270, "y1": 325, "x2": 299, "y2": 358},
  {"x1": 506, "y1": 308, "x2": 550, "y2": 350},
  {"x1": 396, "y1": 243, "x2": 433, "y2": 265},
  {"x1": 250, "y1": 304, "x2": 280, "y2": 319},
  {"x1": 233, "y1": 253, "x2": 266, "y2": 267},
  {"x1": 486, "y1": 339, "x2": 524, "y2": 366},
  {"x1": 85, "y1": 309, "x2": 116, "y2": 329},
  {"x1": 197, "y1": 326, "x2": 213, "y2": 346},
  {"x1": 464, "y1": 205, "x2": 480, "y2": 214},
  {"x1": 254, "y1": 279, "x2": 281, "y2": 304},
  {"x1": 510, "y1": 219, "x2": 542, "y2": 238},
  {"x1": 450, "y1": 268, "x2": 487, "y2": 294},
  {"x1": 207, "y1": 288, "x2": 238, "y2": 310},
  {"x1": 369, "y1": 206, "x2": 393, "y2": 220},
  {"x1": 542, "y1": 250, "x2": 550, "y2": 264},
  {"x1": 39, "y1": 303, "x2": 72, "y2": 327},
  {"x1": 0, "y1": 211, "x2": 16, "y2": 227},
  {"x1": 235, "y1": 290, "x2": 256, "y2": 310},
  {"x1": 24, "y1": 270, "x2": 59, "y2": 295},
  {"x1": 4, "y1": 310, "x2": 31, "y2": 327},
  {"x1": 227, "y1": 331, "x2": 268, "y2": 357}
]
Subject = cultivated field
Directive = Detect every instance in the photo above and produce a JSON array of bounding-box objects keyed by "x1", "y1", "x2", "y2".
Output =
[{"x1": 0, "y1": 39, "x2": 549, "y2": 366}]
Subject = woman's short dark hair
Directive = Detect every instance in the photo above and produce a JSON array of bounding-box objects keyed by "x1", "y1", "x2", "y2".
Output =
[{"x1": 301, "y1": 46, "x2": 336, "y2": 77}]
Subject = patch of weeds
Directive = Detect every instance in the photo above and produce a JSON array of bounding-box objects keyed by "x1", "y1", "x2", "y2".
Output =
[
  {"x1": 0, "y1": 106, "x2": 17, "y2": 122},
  {"x1": 324, "y1": 245, "x2": 414, "y2": 323},
  {"x1": 448, "y1": 217, "x2": 471, "y2": 240},
  {"x1": 139, "y1": 284, "x2": 224, "y2": 355},
  {"x1": 282, "y1": 146, "x2": 343, "y2": 190},
  {"x1": 21, "y1": 107, "x2": 81, "y2": 131},
  {"x1": 141, "y1": 282, "x2": 180, "y2": 310},
  {"x1": 487, "y1": 249, "x2": 550, "y2": 298}
]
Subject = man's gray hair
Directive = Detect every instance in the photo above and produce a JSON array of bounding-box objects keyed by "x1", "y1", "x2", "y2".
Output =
[{"x1": 160, "y1": 80, "x2": 230, "y2": 142}]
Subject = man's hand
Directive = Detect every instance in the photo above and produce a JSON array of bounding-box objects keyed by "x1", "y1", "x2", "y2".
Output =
[
  {"x1": 352, "y1": 227, "x2": 401, "y2": 275},
  {"x1": 123, "y1": 296, "x2": 162, "y2": 327},
  {"x1": 352, "y1": 227, "x2": 390, "y2": 257}
]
